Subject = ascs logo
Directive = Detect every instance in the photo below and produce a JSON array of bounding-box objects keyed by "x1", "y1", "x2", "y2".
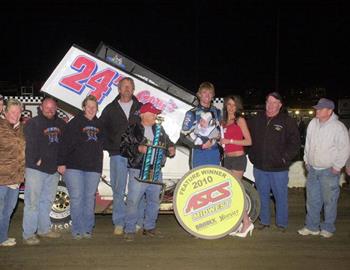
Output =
[
  {"x1": 184, "y1": 181, "x2": 231, "y2": 215},
  {"x1": 174, "y1": 166, "x2": 246, "y2": 239}
]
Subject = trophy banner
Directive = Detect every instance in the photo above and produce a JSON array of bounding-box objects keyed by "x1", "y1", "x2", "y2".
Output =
[{"x1": 173, "y1": 165, "x2": 245, "y2": 239}]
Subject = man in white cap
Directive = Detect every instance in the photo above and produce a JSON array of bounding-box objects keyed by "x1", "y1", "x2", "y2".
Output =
[{"x1": 298, "y1": 98, "x2": 350, "y2": 238}]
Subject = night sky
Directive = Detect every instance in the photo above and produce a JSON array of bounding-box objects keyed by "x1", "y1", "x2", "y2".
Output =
[{"x1": 0, "y1": 0, "x2": 348, "y2": 99}]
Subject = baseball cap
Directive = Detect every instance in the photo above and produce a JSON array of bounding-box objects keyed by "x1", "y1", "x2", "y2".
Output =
[
  {"x1": 266, "y1": 91, "x2": 283, "y2": 102},
  {"x1": 313, "y1": 98, "x2": 335, "y2": 110},
  {"x1": 139, "y1": 102, "x2": 161, "y2": 115}
]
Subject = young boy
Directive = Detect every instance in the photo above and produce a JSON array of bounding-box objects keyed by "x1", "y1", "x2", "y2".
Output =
[{"x1": 120, "y1": 102, "x2": 175, "y2": 241}]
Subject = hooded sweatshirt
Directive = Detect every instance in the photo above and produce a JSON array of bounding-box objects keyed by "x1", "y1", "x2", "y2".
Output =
[
  {"x1": 24, "y1": 110, "x2": 66, "y2": 174},
  {"x1": 304, "y1": 113, "x2": 350, "y2": 171},
  {"x1": 58, "y1": 112, "x2": 103, "y2": 173}
]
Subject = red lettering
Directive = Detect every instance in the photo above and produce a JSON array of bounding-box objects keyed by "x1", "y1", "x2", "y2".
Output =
[
  {"x1": 185, "y1": 182, "x2": 231, "y2": 214},
  {"x1": 136, "y1": 90, "x2": 177, "y2": 113},
  {"x1": 59, "y1": 55, "x2": 120, "y2": 103},
  {"x1": 86, "y1": 68, "x2": 118, "y2": 102},
  {"x1": 59, "y1": 55, "x2": 97, "y2": 93},
  {"x1": 136, "y1": 90, "x2": 151, "y2": 104}
]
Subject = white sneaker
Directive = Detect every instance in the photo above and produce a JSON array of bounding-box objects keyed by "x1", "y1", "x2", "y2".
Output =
[
  {"x1": 113, "y1": 226, "x2": 124, "y2": 235},
  {"x1": 0, "y1": 238, "x2": 16, "y2": 247},
  {"x1": 136, "y1": 225, "x2": 142, "y2": 234},
  {"x1": 320, "y1": 230, "x2": 333, "y2": 238},
  {"x1": 298, "y1": 227, "x2": 320, "y2": 236}
]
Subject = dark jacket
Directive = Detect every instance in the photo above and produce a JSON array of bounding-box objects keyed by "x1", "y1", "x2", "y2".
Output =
[
  {"x1": 58, "y1": 112, "x2": 104, "y2": 173},
  {"x1": 0, "y1": 119, "x2": 25, "y2": 185},
  {"x1": 247, "y1": 111, "x2": 300, "y2": 171},
  {"x1": 24, "y1": 111, "x2": 66, "y2": 174},
  {"x1": 100, "y1": 95, "x2": 141, "y2": 156},
  {"x1": 120, "y1": 122, "x2": 175, "y2": 169}
]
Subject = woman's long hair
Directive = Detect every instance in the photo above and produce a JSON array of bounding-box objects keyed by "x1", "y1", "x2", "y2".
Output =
[{"x1": 222, "y1": 95, "x2": 244, "y2": 126}]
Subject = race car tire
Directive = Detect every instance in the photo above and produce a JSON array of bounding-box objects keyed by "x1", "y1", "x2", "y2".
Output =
[
  {"x1": 50, "y1": 180, "x2": 72, "y2": 231},
  {"x1": 242, "y1": 178, "x2": 261, "y2": 223}
]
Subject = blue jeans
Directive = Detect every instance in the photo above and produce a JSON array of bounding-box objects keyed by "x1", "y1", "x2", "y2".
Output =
[
  {"x1": 64, "y1": 169, "x2": 100, "y2": 236},
  {"x1": 137, "y1": 194, "x2": 146, "y2": 228},
  {"x1": 305, "y1": 167, "x2": 340, "y2": 233},
  {"x1": 110, "y1": 155, "x2": 129, "y2": 227},
  {"x1": 254, "y1": 168, "x2": 289, "y2": 228},
  {"x1": 0, "y1": 186, "x2": 19, "y2": 243},
  {"x1": 125, "y1": 168, "x2": 162, "y2": 233},
  {"x1": 22, "y1": 168, "x2": 59, "y2": 239},
  {"x1": 191, "y1": 148, "x2": 220, "y2": 168}
]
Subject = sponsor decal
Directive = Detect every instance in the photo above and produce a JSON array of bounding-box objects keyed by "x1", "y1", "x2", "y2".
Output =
[
  {"x1": 182, "y1": 113, "x2": 193, "y2": 129},
  {"x1": 274, "y1": 124, "x2": 283, "y2": 131},
  {"x1": 82, "y1": 126, "x2": 100, "y2": 141},
  {"x1": 136, "y1": 90, "x2": 177, "y2": 113},
  {"x1": 174, "y1": 165, "x2": 245, "y2": 239},
  {"x1": 44, "y1": 127, "x2": 61, "y2": 143}
]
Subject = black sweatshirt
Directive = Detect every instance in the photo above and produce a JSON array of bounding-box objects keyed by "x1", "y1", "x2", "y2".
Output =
[
  {"x1": 24, "y1": 111, "x2": 66, "y2": 174},
  {"x1": 58, "y1": 112, "x2": 104, "y2": 173}
]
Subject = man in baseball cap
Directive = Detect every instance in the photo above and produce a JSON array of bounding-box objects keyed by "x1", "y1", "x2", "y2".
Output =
[
  {"x1": 266, "y1": 91, "x2": 283, "y2": 102},
  {"x1": 299, "y1": 97, "x2": 349, "y2": 238},
  {"x1": 248, "y1": 90, "x2": 300, "y2": 232},
  {"x1": 139, "y1": 103, "x2": 161, "y2": 115},
  {"x1": 120, "y1": 102, "x2": 175, "y2": 241},
  {"x1": 312, "y1": 98, "x2": 335, "y2": 110}
]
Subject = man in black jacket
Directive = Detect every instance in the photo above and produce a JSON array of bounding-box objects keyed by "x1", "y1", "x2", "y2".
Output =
[
  {"x1": 22, "y1": 97, "x2": 66, "y2": 245},
  {"x1": 248, "y1": 92, "x2": 300, "y2": 232},
  {"x1": 100, "y1": 77, "x2": 142, "y2": 235}
]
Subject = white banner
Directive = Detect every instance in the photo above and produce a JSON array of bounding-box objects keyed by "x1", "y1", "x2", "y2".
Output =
[{"x1": 41, "y1": 46, "x2": 192, "y2": 143}]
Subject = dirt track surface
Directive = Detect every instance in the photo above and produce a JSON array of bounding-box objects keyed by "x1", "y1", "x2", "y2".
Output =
[{"x1": 1, "y1": 188, "x2": 350, "y2": 270}]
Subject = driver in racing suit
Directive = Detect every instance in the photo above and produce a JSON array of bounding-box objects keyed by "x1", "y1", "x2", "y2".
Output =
[{"x1": 180, "y1": 82, "x2": 221, "y2": 168}]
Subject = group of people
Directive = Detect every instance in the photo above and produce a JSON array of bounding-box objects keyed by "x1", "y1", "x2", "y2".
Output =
[
  {"x1": 1, "y1": 79, "x2": 350, "y2": 247},
  {"x1": 0, "y1": 78, "x2": 176, "y2": 246},
  {"x1": 180, "y1": 83, "x2": 350, "y2": 239},
  {"x1": 180, "y1": 84, "x2": 301, "y2": 237}
]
